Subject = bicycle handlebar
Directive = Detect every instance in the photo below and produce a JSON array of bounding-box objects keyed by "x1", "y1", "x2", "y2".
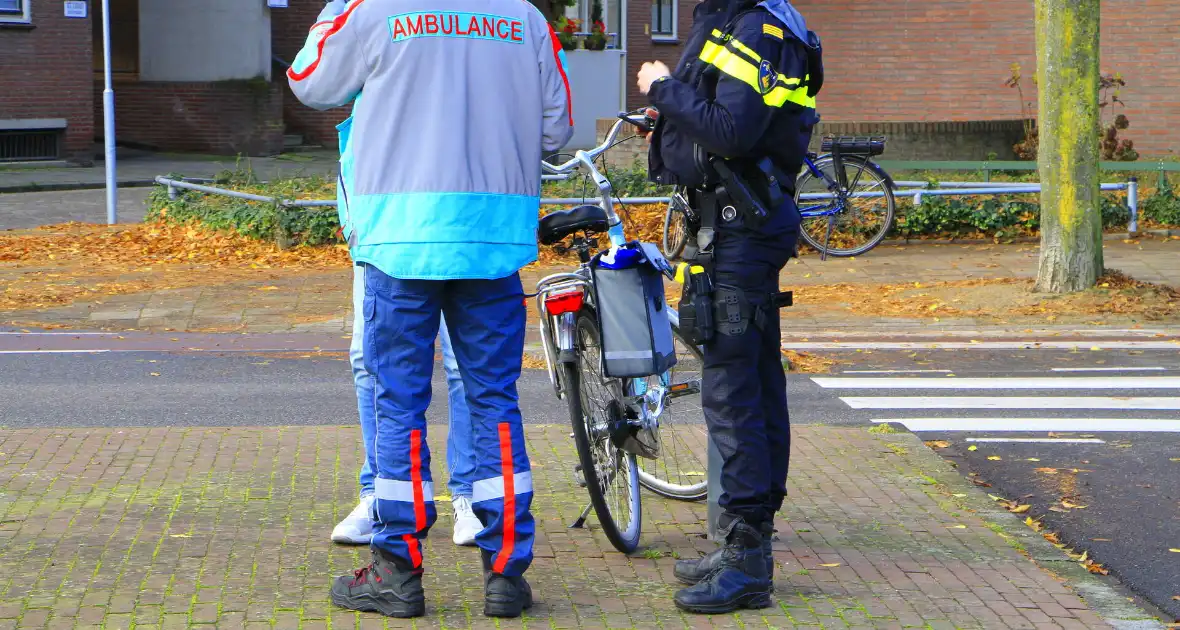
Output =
[
  {"x1": 541, "y1": 110, "x2": 651, "y2": 176},
  {"x1": 539, "y1": 109, "x2": 654, "y2": 236}
]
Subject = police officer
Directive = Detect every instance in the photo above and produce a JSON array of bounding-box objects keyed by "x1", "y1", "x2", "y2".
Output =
[
  {"x1": 636, "y1": 0, "x2": 822, "y2": 615},
  {"x1": 288, "y1": 0, "x2": 574, "y2": 619}
]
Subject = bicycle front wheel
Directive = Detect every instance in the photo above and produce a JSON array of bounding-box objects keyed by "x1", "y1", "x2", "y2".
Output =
[
  {"x1": 565, "y1": 312, "x2": 642, "y2": 553},
  {"x1": 796, "y1": 155, "x2": 895, "y2": 257},
  {"x1": 636, "y1": 312, "x2": 708, "y2": 501}
]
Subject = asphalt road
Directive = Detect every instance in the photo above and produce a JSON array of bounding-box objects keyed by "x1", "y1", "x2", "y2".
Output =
[
  {"x1": 0, "y1": 188, "x2": 151, "y2": 230},
  {"x1": 806, "y1": 348, "x2": 1180, "y2": 622},
  {"x1": 1, "y1": 339, "x2": 1178, "y2": 619}
]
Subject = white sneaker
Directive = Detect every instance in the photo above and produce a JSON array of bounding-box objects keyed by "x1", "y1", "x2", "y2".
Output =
[
  {"x1": 452, "y1": 496, "x2": 483, "y2": 547},
  {"x1": 331, "y1": 495, "x2": 375, "y2": 544}
]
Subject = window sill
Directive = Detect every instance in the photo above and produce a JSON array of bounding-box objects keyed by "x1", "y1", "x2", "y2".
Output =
[
  {"x1": 0, "y1": 22, "x2": 35, "y2": 30},
  {"x1": 651, "y1": 35, "x2": 679, "y2": 44}
]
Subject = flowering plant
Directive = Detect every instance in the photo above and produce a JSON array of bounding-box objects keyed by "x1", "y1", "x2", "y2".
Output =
[{"x1": 553, "y1": 16, "x2": 580, "y2": 49}]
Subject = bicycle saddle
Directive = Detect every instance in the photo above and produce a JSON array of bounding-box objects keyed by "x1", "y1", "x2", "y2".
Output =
[{"x1": 538, "y1": 205, "x2": 609, "y2": 245}]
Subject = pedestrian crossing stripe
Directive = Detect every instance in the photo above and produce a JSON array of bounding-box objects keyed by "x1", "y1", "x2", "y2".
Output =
[
  {"x1": 842, "y1": 396, "x2": 1180, "y2": 410},
  {"x1": 812, "y1": 376, "x2": 1180, "y2": 390},
  {"x1": 818, "y1": 374, "x2": 1180, "y2": 433},
  {"x1": 873, "y1": 418, "x2": 1180, "y2": 432}
]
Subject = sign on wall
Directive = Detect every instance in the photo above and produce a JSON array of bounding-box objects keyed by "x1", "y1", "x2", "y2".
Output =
[
  {"x1": 267, "y1": 0, "x2": 288, "y2": 7},
  {"x1": 64, "y1": 0, "x2": 87, "y2": 18}
]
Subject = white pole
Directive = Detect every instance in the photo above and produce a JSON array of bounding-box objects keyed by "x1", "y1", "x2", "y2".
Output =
[{"x1": 101, "y1": 0, "x2": 117, "y2": 225}]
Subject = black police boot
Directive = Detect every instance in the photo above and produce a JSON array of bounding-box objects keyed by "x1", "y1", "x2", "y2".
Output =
[
  {"x1": 330, "y1": 547, "x2": 426, "y2": 618},
  {"x1": 481, "y1": 549, "x2": 534, "y2": 618},
  {"x1": 674, "y1": 521, "x2": 776, "y2": 587},
  {"x1": 673, "y1": 519, "x2": 772, "y2": 614}
]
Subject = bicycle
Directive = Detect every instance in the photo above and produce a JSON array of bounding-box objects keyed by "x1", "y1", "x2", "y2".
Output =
[
  {"x1": 660, "y1": 136, "x2": 897, "y2": 261},
  {"x1": 534, "y1": 110, "x2": 710, "y2": 554}
]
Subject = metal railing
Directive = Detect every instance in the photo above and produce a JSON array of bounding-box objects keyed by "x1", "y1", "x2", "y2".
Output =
[
  {"x1": 800, "y1": 178, "x2": 1141, "y2": 233},
  {"x1": 154, "y1": 176, "x2": 667, "y2": 209},
  {"x1": 878, "y1": 159, "x2": 1180, "y2": 189},
  {"x1": 157, "y1": 168, "x2": 1146, "y2": 234}
]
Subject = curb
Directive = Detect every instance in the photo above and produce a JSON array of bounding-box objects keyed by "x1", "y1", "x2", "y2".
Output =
[
  {"x1": 873, "y1": 430, "x2": 1170, "y2": 628},
  {"x1": 0, "y1": 179, "x2": 158, "y2": 194}
]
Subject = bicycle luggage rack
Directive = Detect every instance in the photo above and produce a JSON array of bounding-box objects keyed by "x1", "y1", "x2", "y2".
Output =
[{"x1": 820, "y1": 135, "x2": 887, "y2": 157}]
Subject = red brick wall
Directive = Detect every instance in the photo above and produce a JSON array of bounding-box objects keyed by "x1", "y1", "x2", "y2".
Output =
[
  {"x1": 0, "y1": 3, "x2": 94, "y2": 162},
  {"x1": 96, "y1": 81, "x2": 285, "y2": 155},
  {"x1": 271, "y1": 3, "x2": 350, "y2": 149},
  {"x1": 790, "y1": 0, "x2": 1179, "y2": 156},
  {"x1": 622, "y1": 0, "x2": 1180, "y2": 156},
  {"x1": 624, "y1": 0, "x2": 697, "y2": 111}
]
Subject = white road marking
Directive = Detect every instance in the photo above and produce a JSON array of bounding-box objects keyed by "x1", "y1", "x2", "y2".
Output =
[
  {"x1": 0, "y1": 349, "x2": 110, "y2": 354},
  {"x1": 874, "y1": 417, "x2": 1180, "y2": 432},
  {"x1": 813, "y1": 376, "x2": 1180, "y2": 390},
  {"x1": 965, "y1": 437, "x2": 1107, "y2": 444},
  {"x1": 784, "y1": 341, "x2": 1180, "y2": 350},
  {"x1": 841, "y1": 369, "x2": 953, "y2": 374},
  {"x1": 0, "y1": 332, "x2": 118, "y2": 336},
  {"x1": 783, "y1": 329, "x2": 1174, "y2": 338},
  {"x1": 1050, "y1": 366, "x2": 1168, "y2": 372},
  {"x1": 842, "y1": 396, "x2": 1180, "y2": 410}
]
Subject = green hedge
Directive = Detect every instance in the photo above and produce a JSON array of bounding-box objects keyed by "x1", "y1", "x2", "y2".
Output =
[
  {"x1": 893, "y1": 194, "x2": 1131, "y2": 239},
  {"x1": 146, "y1": 164, "x2": 1180, "y2": 248}
]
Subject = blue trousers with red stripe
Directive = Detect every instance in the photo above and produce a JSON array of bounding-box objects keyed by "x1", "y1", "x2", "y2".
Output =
[{"x1": 360, "y1": 263, "x2": 535, "y2": 576}]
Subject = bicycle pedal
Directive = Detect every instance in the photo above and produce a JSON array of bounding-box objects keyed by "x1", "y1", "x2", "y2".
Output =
[{"x1": 573, "y1": 464, "x2": 587, "y2": 488}]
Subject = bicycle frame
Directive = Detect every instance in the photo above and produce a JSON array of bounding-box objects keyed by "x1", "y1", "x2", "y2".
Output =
[
  {"x1": 535, "y1": 114, "x2": 682, "y2": 431},
  {"x1": 797, "y1": 154, "x2": 847, "y2": 219}
]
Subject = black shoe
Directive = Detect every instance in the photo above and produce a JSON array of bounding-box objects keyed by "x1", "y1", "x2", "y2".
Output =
[
  {"x1": 673, "y1": 519, "x2": 772, "y2": 614},
  {"x1": 481, "y1": 549, "x2": 534, "y2": 618},
  {"x1": 330, "y1": 548, "x2": 426, "y2": 618},
  {"x1": 674, "y1": 521, "x2": 776, "y2": 587}
]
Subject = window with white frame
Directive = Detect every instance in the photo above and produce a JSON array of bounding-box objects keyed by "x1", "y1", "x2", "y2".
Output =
[
  {"x1": 651, "y1": 0, "x2": 676, "y2": 40},
  {"x1": 0, "y1": 0, "x2": 31, "y2": 24}
]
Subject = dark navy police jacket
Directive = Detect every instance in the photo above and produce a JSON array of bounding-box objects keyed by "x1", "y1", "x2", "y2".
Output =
[{"x1": 647, "y1": 0, "x2": 821, "y2": 191}]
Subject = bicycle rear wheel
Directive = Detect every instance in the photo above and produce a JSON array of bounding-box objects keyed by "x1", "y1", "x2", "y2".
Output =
[
  {"x1": 564, "y1": 312, "x2": 642, "y2": 553},
  {"x1": 796, "y1": 155, "x2": 895, "y2": 257},
  {"x1": 636, "y1": 316, "x2": 708, "y2": 501},
  {"x1": 661, "y1": 190, "x2": 693, "y2": 261}
]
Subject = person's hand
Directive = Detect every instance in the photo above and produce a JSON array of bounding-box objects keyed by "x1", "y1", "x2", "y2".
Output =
[
  {"x1": 637, "y1": 61, "x2": 671, "y2": 95},
  {"x1": 643, "y1": 108, "x2": 659, "y2": 144}
]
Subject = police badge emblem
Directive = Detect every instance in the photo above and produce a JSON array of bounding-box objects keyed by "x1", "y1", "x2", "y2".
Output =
[{"x1": 757, "y1": 60, "x2": 777, "y2": 95}]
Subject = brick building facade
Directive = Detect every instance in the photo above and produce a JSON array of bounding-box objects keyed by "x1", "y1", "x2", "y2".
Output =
[
  {"x1": 0, "y1": 0, "x2": 94, "y2": 162},
  {"x1": 2, "y1": 0, "x2": 1178, "y2": 164}
]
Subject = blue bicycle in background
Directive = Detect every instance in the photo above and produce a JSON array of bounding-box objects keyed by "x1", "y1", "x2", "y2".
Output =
[{"x1": 661, "y1": 136, "x2": 897, "y2": 261}]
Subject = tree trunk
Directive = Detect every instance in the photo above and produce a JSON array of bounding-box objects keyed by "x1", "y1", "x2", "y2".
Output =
[{"x1": 1034, "y1": 0, "x2": 1104, "y2": 293}]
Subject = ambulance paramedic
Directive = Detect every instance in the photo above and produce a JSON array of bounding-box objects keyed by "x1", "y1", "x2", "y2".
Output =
[
  {"x1": 636, "y1": 0, "x2": 822, "y2": 615},
  {"x1": 287, "y1": 0, "x2": 574, "y2": 619}
]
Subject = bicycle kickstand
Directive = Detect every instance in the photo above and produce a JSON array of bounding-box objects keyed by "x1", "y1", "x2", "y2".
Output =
[
  {"x1": 821, "y1": 217, "x2": 835, "y2": 262},
  {"x1": 570, "y1": 501, "x2": 594, "y2": 529}
]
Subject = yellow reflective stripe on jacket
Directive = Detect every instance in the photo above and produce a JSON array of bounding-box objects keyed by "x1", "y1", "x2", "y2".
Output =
[
  {"x1": 708, "y1": 29, "x2": 761, "y2": 64},
  {"x1": 764, "y1": 81, "x2": 816, "y2": 108},
  {"x1": 698, "y1": 41, "x2": 816, "y2": 109},
  {"x1": 699, "y1": 40, "x2": 760, "y2": 88}
]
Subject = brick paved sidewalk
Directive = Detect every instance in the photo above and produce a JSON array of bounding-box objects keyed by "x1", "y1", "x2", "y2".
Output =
[
  {"x1": 3, "y1": 239, "x2": 1178, "y2": 335},
  {"x1": 0, "y1": 425, "x2": 1160, "y2": 629}
]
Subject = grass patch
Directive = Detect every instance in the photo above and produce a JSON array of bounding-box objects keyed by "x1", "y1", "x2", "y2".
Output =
[{"x1": 868, "y1": 423, "x2": 902, "y2": 435}]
